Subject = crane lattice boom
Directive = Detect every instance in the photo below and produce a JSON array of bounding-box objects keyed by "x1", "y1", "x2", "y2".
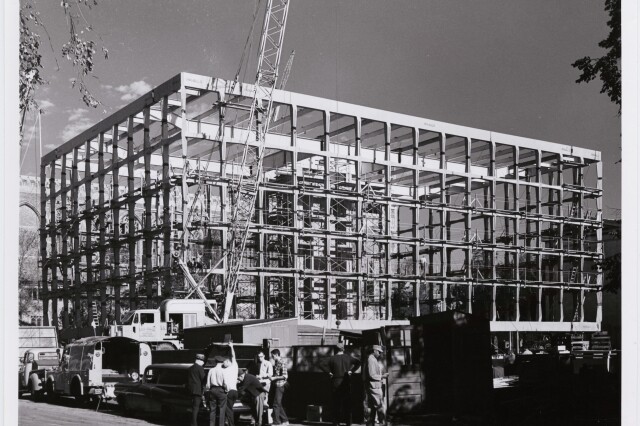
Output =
[{"x1": 222, "y1": 0, "x2": 291, "y2": 322}]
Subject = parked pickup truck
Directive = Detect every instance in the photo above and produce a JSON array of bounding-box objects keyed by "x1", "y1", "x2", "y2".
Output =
[
  {"x1": 45, "y1": 336, "x2": 152, "y2": 403},
  {"x1": 18, "y1": 349, "x2": 60, "y2": 400},
  {"x1": 18, "y1": 326, "x2": 60, "y2": 400}
]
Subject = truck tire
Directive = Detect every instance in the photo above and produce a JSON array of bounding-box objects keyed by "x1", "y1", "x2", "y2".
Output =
[
  {"x1": 118, "y1": 396, "x2": 133, "y2": 417},
  {"x1": 29, "y1": 383, "x2": 44, "y2": 402},
  {"x1": 45, "y1": 380, "x2": 57, "y2": 403},
  {"x1": 155, "y1": 342, "x2": 176, "y2": 351}
]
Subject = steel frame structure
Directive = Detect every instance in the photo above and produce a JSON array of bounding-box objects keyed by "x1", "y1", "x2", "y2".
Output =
[{"x1": 40, "y1": 72, "x2": 604, "y2": 333}]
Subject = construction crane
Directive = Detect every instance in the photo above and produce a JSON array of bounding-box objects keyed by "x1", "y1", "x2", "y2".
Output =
[
  {"x1": 173, "y1": 0, "x2": 291, "y2": 323},
  {"x1": 222, "y1": 0, "x2": 291, "y2": 322},
  {"x1": 279, "y1": 50, "x2": 296, "y2": 90}
]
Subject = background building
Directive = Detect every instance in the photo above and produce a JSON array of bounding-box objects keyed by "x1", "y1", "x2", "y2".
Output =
[
  {"x1": 39, "y1": 73, "x2": 604, "y2": 348},
  {"x1": 19, "y1": 175, "x2": 43, "y2": 325}
]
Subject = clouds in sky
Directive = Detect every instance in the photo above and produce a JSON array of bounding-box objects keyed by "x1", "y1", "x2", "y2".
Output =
[
  {"x1": 112, "y1": 80, "x2": 152, "y2": 101},
  {"x1": 61, "y1": 108, "x2": 94, "y2": 142},
  {"x1": 38, "y1": 99, "x2": 55, "y2": 111}
]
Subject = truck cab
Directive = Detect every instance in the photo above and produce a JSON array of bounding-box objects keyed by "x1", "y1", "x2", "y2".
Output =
[{"x1": 109, "y1": 299, "x2": 218, "y2": 350}]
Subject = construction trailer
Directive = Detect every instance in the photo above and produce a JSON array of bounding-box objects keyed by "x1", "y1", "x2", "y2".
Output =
[{"x1": 40, "y1": 72, "x2": 604, "y2": 343}]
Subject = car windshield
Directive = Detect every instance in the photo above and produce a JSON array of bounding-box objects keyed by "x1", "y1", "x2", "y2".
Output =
[{"x1": 121, "y1": 311, "x2": 135, "y2": 325}]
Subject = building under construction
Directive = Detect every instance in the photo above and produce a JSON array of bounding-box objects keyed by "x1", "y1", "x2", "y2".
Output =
[{"x1": 40, "y1": 72, "x2": 604, "y2": 339}]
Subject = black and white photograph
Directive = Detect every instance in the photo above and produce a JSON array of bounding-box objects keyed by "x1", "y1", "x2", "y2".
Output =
[{"x1": 3, "y1": 0, "x2": 638, "y2": 425}]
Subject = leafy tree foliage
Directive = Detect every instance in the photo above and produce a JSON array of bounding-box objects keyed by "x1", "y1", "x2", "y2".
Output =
[
  {"x1": 572, "y1": 0, "x2": 621, "y2": 113},
  {"x1": 19, "y1": 0, "x2": 108, "y2": 136}
]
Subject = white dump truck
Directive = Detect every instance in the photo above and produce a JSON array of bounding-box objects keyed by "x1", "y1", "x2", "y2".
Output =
[{"x1": 109, "y1": 299, "x2": 219, "y2": 350}]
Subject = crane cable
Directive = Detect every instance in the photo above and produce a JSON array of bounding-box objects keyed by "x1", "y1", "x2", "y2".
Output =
[{"x1": 181, "y1": 0, "x2": 264, "y2": 241}]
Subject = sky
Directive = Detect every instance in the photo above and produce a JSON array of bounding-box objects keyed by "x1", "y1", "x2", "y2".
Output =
[{"x1": 19, "y1": 0, "x2": 621, "y2": 214}]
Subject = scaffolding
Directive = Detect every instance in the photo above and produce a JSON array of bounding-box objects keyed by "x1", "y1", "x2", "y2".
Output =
[{"x1": 40, "y1": 72, "x2": 604, "y2": 332}]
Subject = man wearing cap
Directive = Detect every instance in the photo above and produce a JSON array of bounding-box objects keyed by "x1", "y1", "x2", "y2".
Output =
[
  {"x1": 364, "y1": 345, "x2": 388, "y2": 426},
  {"x1": 206, "y1": 355, "x2": 229, "y2": 426},
  {"x1": 324, "y1": 342, "x2": 361, "y2": 426},
  {"x1": 187, "y1": 353, "x2": 207, "y2": 426}
]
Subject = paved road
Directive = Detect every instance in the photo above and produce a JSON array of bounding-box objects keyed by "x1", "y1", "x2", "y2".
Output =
[
  {"x1": 18, "y1": 397, "x2": 171, "y2": 426},
  {"x1": 17, "y1": 397, "x2": 327, "y2": 426}
]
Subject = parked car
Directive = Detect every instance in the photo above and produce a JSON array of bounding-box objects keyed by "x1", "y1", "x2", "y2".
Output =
[{"x1": 115, "y1": 363, "x2": 251, "y2": 422}]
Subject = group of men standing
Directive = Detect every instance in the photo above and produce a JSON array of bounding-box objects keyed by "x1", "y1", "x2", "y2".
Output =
[
  {"x1": 187, "y1": 341, "x2": 387, "y2": 426},
  {"x1": 187, "y1": 343, "x2": 289, "y2": 426},
  {"x1": 324, "y1": 343, "x2": 388, "y2": 426}
]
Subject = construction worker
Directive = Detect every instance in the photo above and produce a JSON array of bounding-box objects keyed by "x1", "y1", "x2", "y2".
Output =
[
  {"x1": 256, "y1": 349, "x2": 273, "y2": 407},
  {"x1": 187, "y1": 353, "x2": 207, "y2": 426},
  {"x1": 224, "y1": 343, "x2": 240, "y2": 426},
  {"x1": 238, "y1": 368, "x2": 268, "y2": 426},
  {"x1": 324, "y1": 342, "x2": 361, "y2": 426},
  {"x1": 364, "y1": 345, "x2": 388, "y2": 426},
  {"x1": 270, "y1": 349, "x2": 290, "y2": 426},
  {"x1": 206, "y1": 355, "x2": 229, "y2": 426}
]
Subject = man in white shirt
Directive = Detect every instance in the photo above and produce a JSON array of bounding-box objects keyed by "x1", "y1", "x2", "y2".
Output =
[
  {"x1": 256, "y1": 350, "x2": 273, "y2": 406},
  {"x1": 206, "y1": 355, "x2": 229, "y2": 426},
  {"x1": 223, "y1": 343, "x2": 240, "y2": 426}
]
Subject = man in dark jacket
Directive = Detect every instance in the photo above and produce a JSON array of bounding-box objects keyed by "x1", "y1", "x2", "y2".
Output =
[
  {"x1": 187, "y1": 353, "x2": 207, "y2": 426},
  {"x1": 238, "y1": 369, "x2": 267, "y2": 426},
  {"x1": 325, "y1": 342, "x2": 361, "y2": 426}
]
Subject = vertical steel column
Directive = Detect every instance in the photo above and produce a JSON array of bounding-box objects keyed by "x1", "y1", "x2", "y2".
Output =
[
  {"x1": 465, "y1": 137, "x2": 473, "y2": 313},
  {"x1": 84, "y1": 141, "x2": 95, "y2": 322},
  {"x1": 384, "y1": 123, "x2": 392, "y2": 320},
  {"x1": 180, "y1": 85, "x2": 190, "y2": 281},
  {"x1": 49, "y1": 160, "x2": 58, "y2": 328},
  {"x1": 60, "y1": 154, "x2": 69, "y2": 327},
  {"x1": 324, "y1": 110, "x2": 332, "y2": 322},
  {"x1": 595, "y1": 161, "x2": 603, "y2": 325},
  {"x1": 558, "y1": 157, "x2": 564, "y2": 322},
  {"x1": 291, "y1": 105, "x2": 300, "y2": 318},
  {"x1": 72, "y1": 148, "x2": 83, "y2": 326},
  {"x1": 161, "y1": 97, "x2": 173, "y2": 297},
  {"x1": 490, "y1": 142, "x2": 497, "y2": 321},
  {"x1": 143, "y1": 107, "x2": 154, "y2": 307},
  {"x1": 514, "y1": 146, "x2": 520, "y2": 322},
  {"x1": 127, "y1": 116, "x2": 137, "y2": 309},
  {"x1": 112, "y1": 123, "x2": 122, "y2": 321},
  {"x1": 355, "y1": 117, "x2": 363, "y2": 320},
  {"x1": 98, "y1": 133, "x2": 107, "y2": 320},
  {"x1": 439, "y1": 133, "x2": 447, "y2": 285},
  {"x1": 413, "y1": 128, "x2": 421, "y2": 317}
]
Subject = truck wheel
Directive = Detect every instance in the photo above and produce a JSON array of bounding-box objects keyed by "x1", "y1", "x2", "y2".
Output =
[
  {"x1": 29, "y1": 384, "x2": 43, "y2": 402},
  {"x1": 45, "y1": 382, "x2": 57, "y2": 403},
  {"x1": 119, "y1": 397, "x2": 133, "y2": 417},
  {"x1": 155, "y1": 342, "x2": 176, "y2": 351}
]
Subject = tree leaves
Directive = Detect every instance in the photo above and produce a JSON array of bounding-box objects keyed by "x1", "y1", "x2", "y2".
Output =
[
  {"x1": 19, "y1": 5, "x2": 47, "y2": 136},
  {"x1": 571, "y1": 0, "x2": 621, "y2": 114},
  {"x1": 19, "y1": 0, "x2": 108, "y2": 137}
]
